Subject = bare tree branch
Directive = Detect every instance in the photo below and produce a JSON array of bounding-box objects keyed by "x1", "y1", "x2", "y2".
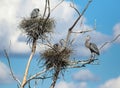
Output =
[
  {"x1": 99, "y1": 34, "x2": 120, "y2": 50},
  {"x1": 70, "y1": 4, "x2": 80, "y2": 16},
  {"x1": 51, "y1": 0, "x2": 64, "y2": 12},
  {"x1": 43, "y1": 0, "x2": 48, "y2": 18},
  {"x1": 26, "y1": 67, "x2": 53, "y2": 84},
  {"x1": 21, "y1": 39, "x2": 37, "y2": 88},
  {"x1": 50, "y1": 68, "x2": 60, "y2": 88},
  {"x1": 4, "y1": 49, "x2": 21, "y2": 86},
  {"x1": 67, "y1": 58, "x2": 98, "y2": 69},
  {"x1": 65, "y1": 0, "x2": 92, "y2": 47},
  {"x1": 42, "y1": 0, "x2": 51, "y2": 32},
  {"x1": 71, "y1": 29, "x2": 93, "y2": 34},
  {"x1": 69, "y1": 0, "x2": 92, "y2": 31}
]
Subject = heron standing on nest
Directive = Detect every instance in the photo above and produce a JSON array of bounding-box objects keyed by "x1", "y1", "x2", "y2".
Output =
[
  {"x1": 31, "y1": 8, "x2": 40, "y2": 18},
  {"x1": 53, "y1": 43, "x2": 59, "y2": 49},
  {"x1": 85, "y1": 35, "x2": 100, "y2": 59}
]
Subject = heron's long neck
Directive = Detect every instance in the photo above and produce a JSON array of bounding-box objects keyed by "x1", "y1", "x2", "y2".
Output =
[{"x1": 85, "y1": 39, "x2": 90, "y2": 48}]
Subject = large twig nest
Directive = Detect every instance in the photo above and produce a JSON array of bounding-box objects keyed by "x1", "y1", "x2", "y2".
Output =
[
  {"x1": 19, "y1": 17, "x2": 55, "y2": 42},
  {"x1": 40, "y1": 45, "x2": 73, "y2": 70}
]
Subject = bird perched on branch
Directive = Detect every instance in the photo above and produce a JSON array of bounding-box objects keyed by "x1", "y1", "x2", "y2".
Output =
[
  {"x1": 85, "y1": 35, "x2": 100, "y2": 59},
  {"x1": 53, "y1": 43, "x2": 59, "y2": 49},
  {"x1": 31, "y1": 8, "x2": 40, "y2": 18}
]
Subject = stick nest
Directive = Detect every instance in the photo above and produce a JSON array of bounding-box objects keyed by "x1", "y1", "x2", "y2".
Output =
[
  {"x1": 19, "y1": 17, "x2": 55, "y2": 42},
  {"x1": 40, "y1": 46, "x2": 73, "y2": 70}
]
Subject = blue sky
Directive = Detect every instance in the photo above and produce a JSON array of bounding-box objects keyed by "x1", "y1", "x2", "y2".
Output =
[{"x1": 0, "y1": 0, "x2": 120, "y2": 88}]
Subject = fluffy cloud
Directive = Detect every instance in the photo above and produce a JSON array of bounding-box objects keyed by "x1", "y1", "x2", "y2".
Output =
[
  {"x1": 55, "y1": 76, "x2": 120, "y2": 88},
  {"x1": 0, "y1": 0, "x2": 119, "y2": 55},
  {"x1": 0, "y1": 0, "x2": 76, "y2": 54},
  {"x1": 0, "y1": 61, "x2": 13, "y2": 84},
  {"x1": 72, "y1": 69, "x2": 98, "y2": 81},
  {"x1": 113, "y1": 23, "x2": 120, "y2": 43},
  {"x1": 99, "y1": 76, "x2": 120, "y2": 88},
  {"x1": 55, "y1": 81, "x2": 87, "y2": 88}
]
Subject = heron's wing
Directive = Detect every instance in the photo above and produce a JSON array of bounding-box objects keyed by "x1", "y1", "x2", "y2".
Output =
[
  {"x1": 90, "y1": 43, "x2": 99, "y2": 55},
  {"x1": 31, "y1": 9, "x2": 39, "y2": 18},
  {"x1": 31, "y1": 10, "x2": 36, "y2": 18}
]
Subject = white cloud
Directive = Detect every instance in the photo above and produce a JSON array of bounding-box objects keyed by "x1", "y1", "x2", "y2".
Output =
[
  {"x1": 0, "y1": 61, "x2": 13, "y2": 84},
  {"x1": 55, "y1": 81, "x2": 74, "y2": 88},
  {"x1": 99, "y1": 76, "x2": 120, "y2": 88},
  {"x1": 73, "y1": 69, "x2": 98, "y2": 81},
  {"x1": 0, "y1": 0, "x2": 119, "y2": 55},
  {"x1": 77, "y1": 82, "x2": 87, "y2": 88},
  {"x1": 113, "y1": 23, "x2": 120, "y2": 43},
  {"x1": 0, "y1": 0, "x2": 76, "y2": 54},
  {"x1": 55, "y1": 81, "x2": 87, "y2": 88}
]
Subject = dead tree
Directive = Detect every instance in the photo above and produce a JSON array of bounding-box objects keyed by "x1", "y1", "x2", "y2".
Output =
[{"x1": 4, "y1": 0, "x2": 120, "y2": 88}]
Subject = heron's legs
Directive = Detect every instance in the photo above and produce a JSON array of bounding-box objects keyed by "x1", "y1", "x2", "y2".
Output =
[{"x1": 90, "y1": 53, "x2": 95, "y2": 59}]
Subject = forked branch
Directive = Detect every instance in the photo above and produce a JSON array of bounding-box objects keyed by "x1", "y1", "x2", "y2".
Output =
[
  {"x1": 99, "y1": 34, "x2": 120, "y2": 50},
  {"x1": 51, "y1": 0, "x2": 64, "y2": 12},
  {"x1": 4, "y1": 49, "x2": 21, "y2": 86},
  {"x1": 65, "y1": 0, "x2": 92, "y2": 47}
]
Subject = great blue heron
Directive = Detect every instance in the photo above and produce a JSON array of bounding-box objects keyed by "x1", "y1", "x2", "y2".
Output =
[
  {"x1": 53, "y1": 43, "x2": 59, "y2": 49},
  {"x1": 53, "y1": 39, "x2": 67, "y2": 51},
  {"x1": 85, "y1": 35, "x2": 100, "y2": 59},
  {"x1": 59, "y1": 39, "x2": 65, "y2": 47},
  {"x1": 31, "y1": 8, "x2": 40, "y2": 18}
]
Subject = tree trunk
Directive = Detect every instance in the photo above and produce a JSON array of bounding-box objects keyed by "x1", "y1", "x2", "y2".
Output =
[
  {"x1": 21, "y1": 39, "x2": 37, "y2": 88},
  {"x1": 50, "y1": 68, "x2": 60, "y2": 88}
]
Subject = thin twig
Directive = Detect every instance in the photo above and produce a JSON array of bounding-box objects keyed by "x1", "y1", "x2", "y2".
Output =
[
  {"x1": 69, "y1": 0, "x2": 92, "y2": 31},
  {"x1": 70, "y1": 4, "x2": 80, "y2": 16},
  {"x1": 42, "y1": 0, "x2": 51, "y2": 31},
  {"x1": 43, "y1": 0, "x2": 48, "y2": 18},
  {"x1": 26, "y1": 67, "x2": 53, "y2": 84},
  {"x1": 51, "y1": 0, "x2": 64, "y2": 12},
  {"x1": 71, "y1": 29, "x2": 93, "y2": 33},
  {"x1": 4, "y1": 49, "x2": 21, "y2": 86},
  {"x1": 65, "y1": 0, "x2": 92, "y2": 47},
  {"x1": 99, "y1": 34, "x2": 120, "y2": 50}
]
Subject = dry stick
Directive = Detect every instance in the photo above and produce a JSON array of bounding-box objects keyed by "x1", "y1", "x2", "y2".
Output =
[
  {"x1": 70, "y1": 3, "x2": 81, "y2": 15},
  {"x1": 4, "y1": 49, "x2": 21, "y2": 86},
  {"x1": 99, "y1": 34, "x2": 120, "y2": 50},
  {"x1": 42, "y1": 0, "x2": 50, "y2": 31},
  {"x1": 25, "y1": 67, "x2": 53, "y2": 86},
  {"x1": 71, "y1": 30, "x2": 93, "y2": 34},
  {"x1": 70, "y1": 0, "x2": 92, "y2": 31},
  {"x1": 50, "y1": 68, "x2": 60, "y2": 88},
  {"x1": 21, "y1": 39, "x2": 37, "y2": 88},
  {"x1": 51, "y1": 0, "x2": 64, "y2": 12},
  {"x1": 65, "y1": 0, "x2": 92, "y2": 47},
  {"x1": 66, "y1": 57, "x2": 98, "y2": 69},
  {"x1": 69, "y1": 59, "x2": 98, "y2": 68},
  {"x1": 43, "y1": 0, "x2": 48, "y2": 18}
]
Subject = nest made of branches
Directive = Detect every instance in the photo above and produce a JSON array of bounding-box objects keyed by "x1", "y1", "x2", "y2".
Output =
[
  {"x1": 40, "y1": 46, "x2": 73, "y2": 70},
  {"x1": 19, "y1": 17, "x2": 55, "y2": 42}
]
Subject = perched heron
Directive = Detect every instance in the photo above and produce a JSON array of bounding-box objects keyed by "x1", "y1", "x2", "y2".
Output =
[
  {"x1": 31, "y1": 8, "x2": 40, "y2": 18},
  {"x1": 85, "y1": 35, "x2": 100, "y2": 59},
  {"x1": 53, "y1": 43, "x2": 59, "y2": 49},
  {"x1": 59, "y1": 39, "x2": 65, "y2": 47}
]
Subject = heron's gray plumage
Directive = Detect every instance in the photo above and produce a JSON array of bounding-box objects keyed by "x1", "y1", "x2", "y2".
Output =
[
  {"x1": 85, "y1": 35, "x2": 100, "y2": 56},
  {"x1": 89, "y1": 43, "x2": 99, "y2": 55},
  {"x1": 53, "y1": 43, "x2": 59, "y2": 49},
  {"x1": 31, "y1": 8, "x2": 40, "y2": 18}
]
